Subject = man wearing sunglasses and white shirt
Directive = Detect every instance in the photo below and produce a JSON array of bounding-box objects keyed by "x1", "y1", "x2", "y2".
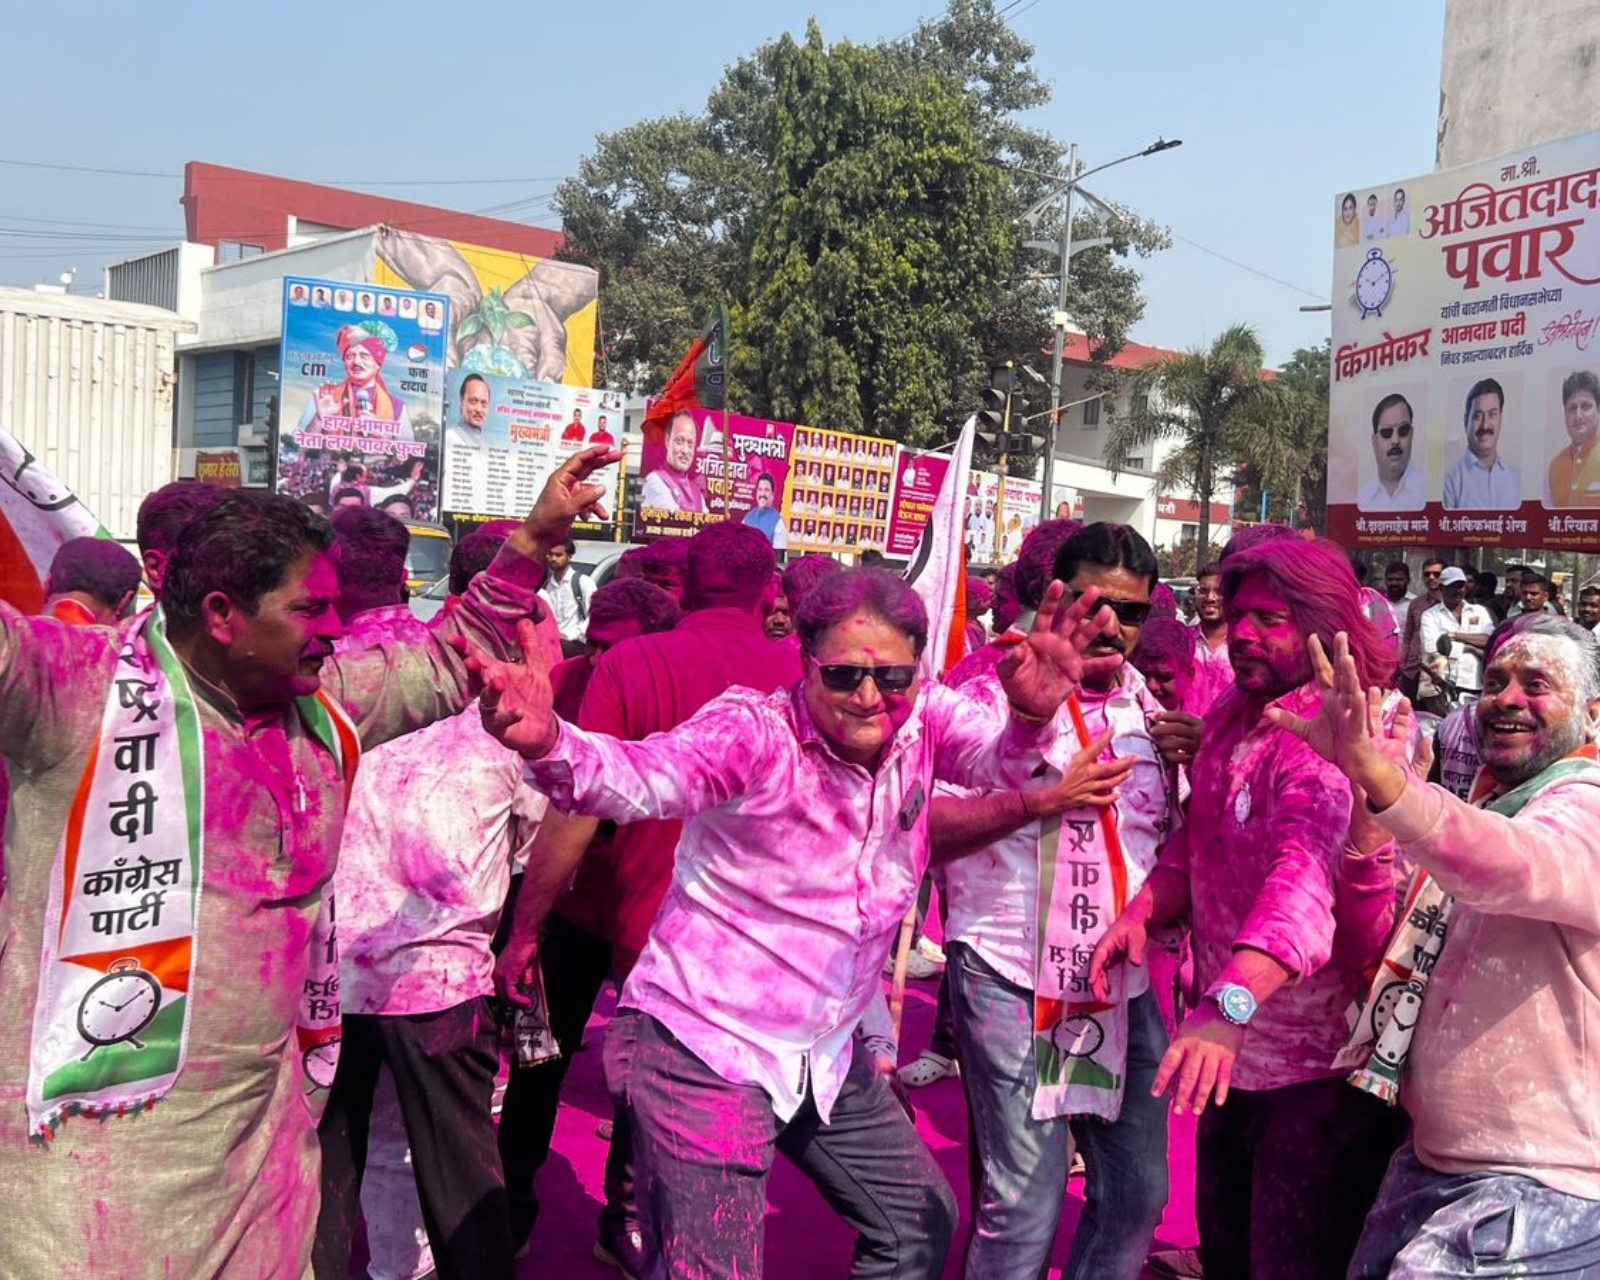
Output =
[
  {"x1": 470, "y1": 567, "x2": 1124, "y2": 1280},
  {"x1": 1358, "y1": 393, "x2": 1426, "y2": 512}
]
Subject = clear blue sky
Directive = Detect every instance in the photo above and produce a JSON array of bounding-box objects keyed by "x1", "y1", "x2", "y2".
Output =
[{"x1": 0, "y1": 0, "x2": 1445, "y2": 366}]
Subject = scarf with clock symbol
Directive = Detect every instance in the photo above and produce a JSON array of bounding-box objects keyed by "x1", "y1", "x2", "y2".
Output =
[{"x1": 25, "y1": 608, "x2": 360, "y2": 1136}]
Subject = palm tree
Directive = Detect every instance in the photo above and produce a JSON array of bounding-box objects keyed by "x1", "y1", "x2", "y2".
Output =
[
  {"x1": 1103, "y1": 323, "x2": 1273, "y2": 555},
  {"x1": 1234, "y1": 342, "x2": 1330, "y2": 532}
]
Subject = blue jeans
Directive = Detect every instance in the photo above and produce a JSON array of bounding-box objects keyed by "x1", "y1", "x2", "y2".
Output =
[
  {"x1": 604, "y1": 1009, "x2": 956, "y2": 1280},
  {"x1": 948, "y1": 941, "x2": 1169, "y2": 1280},
  {"x1": 1350, "y1": 1139, "x2": 1600, "y2": 1279}
]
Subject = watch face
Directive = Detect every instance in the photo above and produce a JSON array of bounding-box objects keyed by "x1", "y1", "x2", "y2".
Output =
[
  {"x1": 77, "y1": 968, "x2": 162, "y2": 1048},
  {"x1": 1219, "y1": 985, "x2": 1257, "y2": 1024}
]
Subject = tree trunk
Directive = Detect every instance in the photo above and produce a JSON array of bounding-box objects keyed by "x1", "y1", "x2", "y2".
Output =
[{"x1": 1196, "y1": 441, "x2": 1214, "y2": 564}]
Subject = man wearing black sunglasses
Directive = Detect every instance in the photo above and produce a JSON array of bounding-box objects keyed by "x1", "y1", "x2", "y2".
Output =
[
  {"x1": 1358, "y1": 393, "x2": 1425, "y2": 512},
  {"x1": 471, "y1": 566, "x2": 1121, "y2": 1280}
]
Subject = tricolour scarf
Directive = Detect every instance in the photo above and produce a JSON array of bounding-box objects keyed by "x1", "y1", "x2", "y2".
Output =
[
  {"x1": 1333, "y1": 748, "x2": 1600, "y2": 1103},
  {"x1": 1031, "y1": 693, "x2": 1140, "y2": 1122},
  {"x1": 26, "y1": 610, "x2": 359, "y2": 1136}
]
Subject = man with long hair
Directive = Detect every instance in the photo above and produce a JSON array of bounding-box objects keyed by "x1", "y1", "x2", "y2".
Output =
[{"x1": 1092, "y1": 538, "x2": 1409, "y2": 1279}]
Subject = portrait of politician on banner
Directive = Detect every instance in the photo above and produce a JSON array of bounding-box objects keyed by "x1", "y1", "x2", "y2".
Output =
[
  {"x1": 1544, "y1": 365, "x2": 1600, "y2": 506},
  {"x1": 276, "y1": 276, "x2": 446, "y2": 522},
  {"x1": 1325, "y1": 123, "x2": 1600, "y2": 548}
]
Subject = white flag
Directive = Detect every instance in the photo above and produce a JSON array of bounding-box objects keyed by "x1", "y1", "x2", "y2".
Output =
[
  {"x1": 904, "y1": 417, "x2": 975, "y2": 680},
  {"x1": 0, "y1": 425, "x2": 107, "y2": 612}
]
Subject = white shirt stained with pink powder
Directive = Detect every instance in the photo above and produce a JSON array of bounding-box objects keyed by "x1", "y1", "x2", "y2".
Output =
[
  {"x1": 524, "y1": 680, "x2": 1049, "y2": 1122},
  {"x1": 335, "y1": 605, "x2": 547, "y2": 1016},
  {"x1": 941, "y1": 655, "x2": 1176, "y2": 990}
]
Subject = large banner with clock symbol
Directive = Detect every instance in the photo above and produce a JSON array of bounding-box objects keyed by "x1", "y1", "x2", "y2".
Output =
[{"x1": 1327, "y1": 124, "x2": 1600, "y2": 549}]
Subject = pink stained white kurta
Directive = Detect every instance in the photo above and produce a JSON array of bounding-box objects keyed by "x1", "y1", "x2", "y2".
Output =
[
  {"x1": 0, "y1": 549, "x2": 544, "y2": 1279},
  {"x1": 1374, "y1": 772, "x2": 1600, "y2": 1199}
]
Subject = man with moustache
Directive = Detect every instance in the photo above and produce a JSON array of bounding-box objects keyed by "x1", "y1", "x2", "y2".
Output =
[
  {"x1": 1091, "y1": 538, "x2": 1408, "y2": 1279},
  {"x1": 1442, "y1": 378, "x2": 1522, "y2": 510},
  {"x1": 1187, "y1": 563, "x2": 1232, "y2": 715},
  {"x1": 932, "y1": 523, "x2": 1188, "y2": 1280},
  {"x1": 1359, "y1": 393, "x2": 1425, "y2": 511},
  {"x1": 0, "y1": 449, "x2": 620, "y2": 1279},
  {"x1": 1277, "y1": 615, "x2": 1600, "y2": 1278},
  {"x1": 1400, "y1": 559, "x2": 1446, "y2": 701},
  {"x1": 1379, "y1": 561, "x2": 1414, "y2": 634},
  {"x1": 1578, "y1": 585, "x2": 1600, "y2": 632}
]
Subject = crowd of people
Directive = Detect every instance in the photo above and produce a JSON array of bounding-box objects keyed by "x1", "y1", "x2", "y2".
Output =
[{"x1": 0, "y1": 446, "x2": 1596, "y2": 1280}]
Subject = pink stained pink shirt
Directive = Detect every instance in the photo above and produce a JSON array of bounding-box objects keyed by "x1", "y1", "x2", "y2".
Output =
[
  {"x1": 1187, "y1": 622, "x2": 1233, "y2": 717},
  {"x1": 524, "y1": 680, "x2": 1050, "y2": 1123},
  {"x1": 333, "y1": 604, "x2": 547, "y2": 1016},
  {"x1": 576, "y1": 607, "x2": 801, "y2": 973},
  {"x1": 1375, "y1": 772, "x2": 1600, "y2": 1199},
  {"x1": 1159, "y1": 681, "x2": 1368, "y2": 1092}
]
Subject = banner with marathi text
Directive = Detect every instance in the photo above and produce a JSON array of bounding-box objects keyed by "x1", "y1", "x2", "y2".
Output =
[
  {"x1": 276, "y1": 277, "x2": 448, "y2": 524},
  {"x1": 1328, "y1": 125, "x2": 1600, "y2": 548}
]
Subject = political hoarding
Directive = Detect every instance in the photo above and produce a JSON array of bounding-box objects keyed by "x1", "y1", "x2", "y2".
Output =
[
  {"x1": 630, "y1": 410, "x2": 793, "y2": 544},
  {"x1": 782, "y1": 426, "x2": 897, "y2": 559},
  {"x1": 441, "y1": 371, "x2": 622, "y2": 536},
  {"x1": 961, "y1": 470, "x2": 1042, "y2": 564},
  {"x1": 1328, "y1": 126, "x2": 1600, "y2": 549},
  {"x1": 887, "y1": 449, "x2": 953, "y2": 558},
  {"x1": 276, "y1": 277, "x2": 447, "y2": 523}
]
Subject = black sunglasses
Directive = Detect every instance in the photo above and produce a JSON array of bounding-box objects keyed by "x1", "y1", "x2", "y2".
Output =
[
  {"x1": 1375, "y1": 422, "x2": 1413, "y2": 441},
  {"x1": 1069, "y1": 591, "x2": 1152, "y2": 627},
  {"x1": 815, "y1": 663, "x2": 918, "y2": 694}
]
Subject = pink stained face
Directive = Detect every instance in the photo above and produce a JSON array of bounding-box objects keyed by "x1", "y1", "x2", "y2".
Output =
[
  {"x1": 1066, "y1": 563, "x2": 1150, "y2": 691},
  {"x1": 802, "y1": 610, "x2": 919, "y2": 767},
  {"x1": 585, "y1": 616, "x2": 642, "y2": 665},
  {"x1": 1225, "y1": 573, "x2": 1312, "y2": 698},
  {"x1": 1475, "y1": 633, "x2": 1597, "y2": 786},
  {"x1": 218, "y1": 550, "x2": 344, "y2": 708},
  {"x1": 1137, "y1": 658, "x2": 1192, "y2": 711}
]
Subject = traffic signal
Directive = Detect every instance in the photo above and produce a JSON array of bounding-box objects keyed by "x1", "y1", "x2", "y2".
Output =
[
  {"x1": 264, "y1": 394, "x2": 280, "y2": 435},
  {"x1": 977, "y1": 362, "x2": 1033, "y2": 452}
]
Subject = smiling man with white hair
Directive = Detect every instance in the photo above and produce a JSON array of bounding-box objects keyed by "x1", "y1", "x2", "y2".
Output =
[{"x1": 1272, "y1": 612, "x2": 1600, "y2": 1278}]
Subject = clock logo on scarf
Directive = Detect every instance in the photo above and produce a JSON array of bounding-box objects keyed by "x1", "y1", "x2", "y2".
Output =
[
  {"x1": 76, "y1": 957, "x2": 162, "y2": 1057},
  {"x1": 1052, "y1": 1012, "x2": 1106, "y2": 1059},
  {"x1": 303, "y1": 1039, "x2": 341, "y2": 1090}
]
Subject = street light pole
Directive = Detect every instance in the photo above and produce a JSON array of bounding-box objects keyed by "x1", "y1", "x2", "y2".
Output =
[
  {"x1": 1026, "y1": 138, "x2": 1182, "y2": 524},
  {"x1": 1041, "y1": 140, "x2": 1077, "y2": 527}
]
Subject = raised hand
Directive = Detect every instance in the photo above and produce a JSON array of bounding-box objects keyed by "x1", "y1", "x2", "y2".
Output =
[
  {"x1": 469, "y1": 618, "x2": 560, "y2": 759},
  {"x1": 1264, "y1": 633, "x2": 1407, "y2": 807},
  {"x1": 997, "y1": 582, "x2": 1119, "y2": 721},
  {"x1": 516, "y1": 444, "x2": 625, "y2": 550}
]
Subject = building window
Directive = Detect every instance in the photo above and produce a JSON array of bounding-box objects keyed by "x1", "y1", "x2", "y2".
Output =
[
  {"x1": 1082, "y1": 397, "x2": 1100, "y2": 426},
  {"x1": 1126, "y1": 455, "x2": 1145, "y2": 471},
  {"x1": 218, "y1": 240, "x2": 264, "y2": 263}
]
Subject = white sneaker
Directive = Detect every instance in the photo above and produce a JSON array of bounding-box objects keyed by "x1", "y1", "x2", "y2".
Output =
[
  {"x1": 897, "y1": 1051, "x2": 959, "y2": 1089},
  {"x1": 883, "y1": 949, "x2": 943, "y2": 980}
]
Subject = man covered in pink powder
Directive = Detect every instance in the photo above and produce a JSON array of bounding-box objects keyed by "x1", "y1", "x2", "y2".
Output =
[
  {"x1": 931, "y1": 523, "x2": 1185, "y2": 1280},
  {"x1": 313, "y1": 508, "x2": 553, "y2": 1280},
  {"x1": 1091, "y1": 537, "x2": 1408, "y2": 1280},
  {"x1": 474, "y1": 567, "x2": 1125, "y2": 1280},
  {"x1": 1276, "y1": 613, "x2": 1600, "y2": 1278},
  {"x1": 493, "y1": 522, "x2": 799, "y2": 1271},
  {"x1": 0, "y1": 448, "x2": 617, "y2": 1280}
]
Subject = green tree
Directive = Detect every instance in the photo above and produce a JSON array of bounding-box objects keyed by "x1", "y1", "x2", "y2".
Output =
[
  {"x1": 1230, "y1": 340, "x2": 1331, "y2": 532},
  {"x1": 1104, "y1": 323, "x2": 1274, "y2": 554},
  {"x1": 552, "y1": 0, "x2": 1167, "y2": 439},
  {"x1": 736, "y1": 26, "x2": 1011, "y2": 445}
]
